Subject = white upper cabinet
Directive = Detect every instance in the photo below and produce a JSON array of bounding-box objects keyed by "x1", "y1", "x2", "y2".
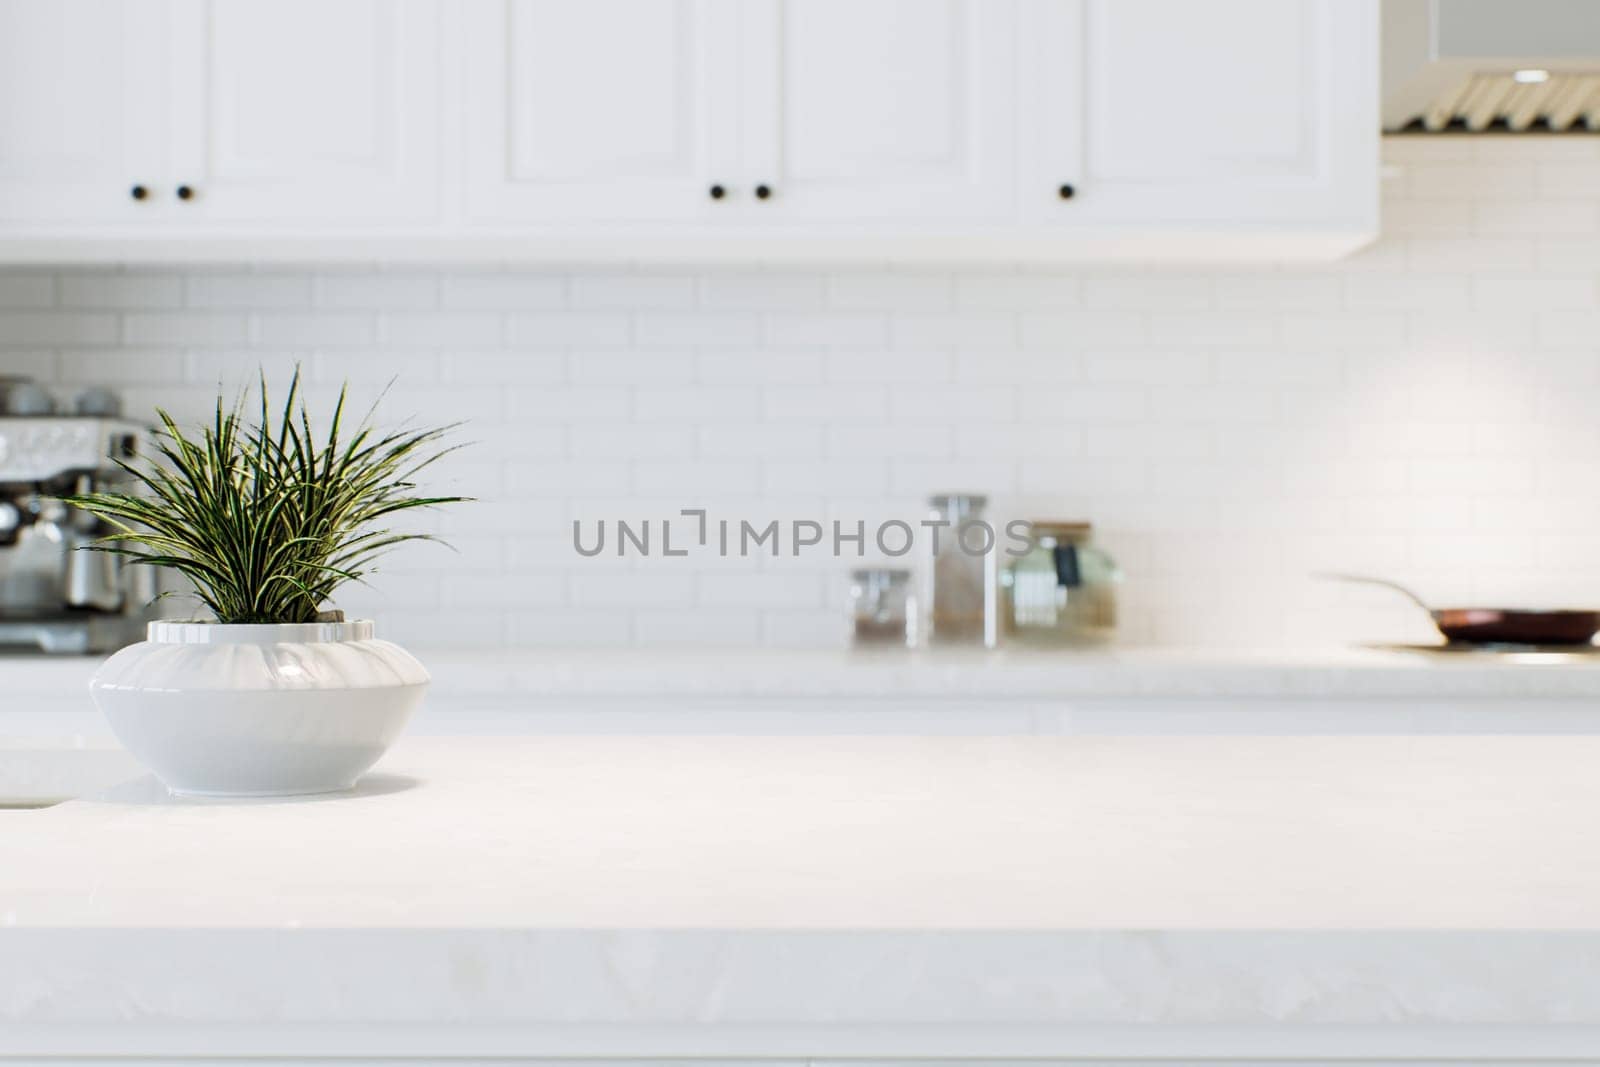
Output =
[
  {"x1": 164, "y1": 0, "x2": 439, "y2": 225},
  {"x1": 736, "y1": 0, "x2": 1017, "y2": 222},
  {"x1": 461, "y1": 0, "x2": 739, "y2": 224},
  {"x1": 0, "y1": 0, "x2": 1379, "y2": 259},
  {"x1": 0, "y1": 0, "x2": 169, "y2": 225},
  {"x1": 1025, "y1": 0, "x2": 1377, "y2": 245}
]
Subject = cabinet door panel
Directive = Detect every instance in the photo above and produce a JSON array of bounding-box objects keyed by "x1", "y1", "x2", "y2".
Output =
[
  {"x1": 0, "y1": 0, "x2": 168, "y2": 225},
  {"x1": 166, "y1": 0, "x2": 439, "y2": 224},
  {"x1": 1026, "y1": 0, "x2": 1376, "y2": 226},
  {"x1": 462, "y1": 0, "x2": 738, "y2": 224},
  {"x1": 741, "y1": 0, "x2": 1016, "y2": 222},
  {"x1": 1090, "y1": 0, "x2": 1315, "y2": 182}
]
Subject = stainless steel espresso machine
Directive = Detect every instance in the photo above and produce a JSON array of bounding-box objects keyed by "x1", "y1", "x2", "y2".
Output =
[{"x1": 0, "y1": 381, "x2": 155, "y2": 654}]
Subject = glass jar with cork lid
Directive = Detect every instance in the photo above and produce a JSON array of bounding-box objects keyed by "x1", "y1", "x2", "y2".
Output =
[{"x1": 1000, "y1": 521, "x2": 1120, "y2": 645}]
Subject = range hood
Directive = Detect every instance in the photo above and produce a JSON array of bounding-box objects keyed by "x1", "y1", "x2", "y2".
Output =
[{"x1": 1384, "y1": 0, "x2": 1600, "y2": 132}]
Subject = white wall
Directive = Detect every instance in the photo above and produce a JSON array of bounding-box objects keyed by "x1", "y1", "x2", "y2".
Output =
[{"x1": 5, "y1": 138, "x2": 1600, "y2": 649}]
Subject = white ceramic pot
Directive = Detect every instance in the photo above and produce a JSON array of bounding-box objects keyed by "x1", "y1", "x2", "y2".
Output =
[{"x1": 89, "y1": 620, "x2": 427, "y2": 798}]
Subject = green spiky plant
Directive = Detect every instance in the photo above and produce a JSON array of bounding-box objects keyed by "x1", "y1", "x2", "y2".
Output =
[{"x1": 63, "y1": 370, "x2": 466, "y2": 625}]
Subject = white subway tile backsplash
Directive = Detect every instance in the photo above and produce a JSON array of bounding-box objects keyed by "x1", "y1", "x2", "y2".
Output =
[
  {"x1": 1473, "y1": 277, "x2": 1598, "y2": 309},
  {"x1": 954, "y1": 272, "x2": 1078, "y2": 310},
  {"x1": 569, "y1": 424, "x2": 693, "y2": 460},
  {"x1": 58, "y1": 349, "x2": 184, "y2": 384},
  {"x1": 310, "y1": 350, "x2": 439, "y2": 383},
  {"x1": 1404, "y1": 162, "x2": 1535, "y2": 200},
  {"x1": 696, "y1": 273, "x2": 826, "y2": 311},
  {"x1": 1148, "y1": 313, "x2": 1276, "y2": 346},
  {"x1": 571, "y1": 274, "x2": 695, "y2": 310},
  {"x1": 1475, "y1": 199, "x2": 1600, "y2": 235},
  {"x1": 380, "y1": 313, "x2": 502, "y2": 348},
  {"x1": 1409, "y1": 312, "x2": 1535, "y2": 350},
  {"x1": 379, "y1": 386, "x2": 507, "y2": 423},
  {"x1": 633, "y1": 459, "x2": 760, "y2": 495},
  {"x1": 827, "y1": 273, "x2": 953, "y2": 310},
  {"x1": 1405, "y1": 236, "x2": 1536, "y2": 273},
  {"x1": 956, "y1": 351, "x2": 1081, "y2": 384},
  {"x1": 763, "y1": 313, "x2": 888, "y2": 348},
  {"x1": 1019, "y1": 385, "x2": 1144, "y2": 422},
  {"x1": 187, "y1": 273, "x2": 313, "y2": 309},
  {"x1": 506, "y1": 313, "x2": 629, "y2": 348},
  {"x1": 697, "y1": 349, "x2": 825, "y2": 384},
  {"x1": 581, "y1": 574, "x2": 696, "y2": 607},
  {"x1": 1083, "y1": 276, "x2": 1213, "y2": 311},
  {"x1": 507, "y1": 609, "x2": 632, "y2": 646},
  {"x1": 698, "y1": 573, "x2": 823, "y2": 607},
  {"x1": 440, "y1": 350, "x2": 564, "y2": 385},
  {"x1": 1536, "y1": 162, "x2": 1600, "y2": 194},
  {"x1": 569, "y1": 350, "x2": 695, "y2": 385},
  {"x1": 891, "y1": 458, "x2": 1017, "y2": 495},
  {"x1": 764, "y1": 384, "x2": 886, "y2": 420},
  {"x1": 632, "y1": 609, "x2": 762, "y2": 645},
  {"x1": 1215, "y1": 349, "x2": 1341, "y2": 386},
  {"x1": 1483, "y1": 138, "x2": 1600, "y2": 162},
  {"x1": 1019, "y1": 456, "x2": 1146, "y2": 497},
  {"x1": 762, "y1": 610, "x2": 849, "y2": 647},
  {"x1": 890, "y1": 385, "x2": 1015, "y2": 421},
  {"x1": 441, "y1": 572, "x2": 566, "y2": 608},
  {"x1": 1083, "y1": 349, "x2": 1210, "y2": 386},
  {"x1": 956, "y1": 424, "x2": 1079, "y2": 459},
  {"x1": 60, "y1": 273, "x2": 183, "y2": 309},
  {"x1": 0, "y1": 273, "x2": 54, "y2": 307},
  {"x1": 1535, "y1": 238, "x2": 1600, "y2": 271},
  {"x1": 636, "y1": 385, "x2": 760, "y2": 420},
  {"x1": 764, "y1": 459, "x2": 889, "y2": 495},
  {"x1": 252, "y1": 313, "x2": 371, "y2": 347},
  {"x1": 1, "y1": 350, "x2": 55, "y2": 379},
  {"x1": 440, "y1": 274, "x2": 565, "y2": 310},
  {"x1": 315, "y1": 275, "x2": 438, "y2": 310},
  {"x1": 831, "y1": 423, "x2": 953, "y2": 459},
  {"x1": 505, "y1": 460, "x2": 630, "y2": 495},
  {"x1": 505, "y1": 385, "x2": 629, "y2": 421},
  {"x1": 1280, "y1": 314, "x2": 1407, "y2": 346},
  {"x1": 1084, "y1": 422, "x2": 1209, "y2": 459},
  {"x1": 700, "y1": 423, "x2": 824, "y2": 460},
  {"x1": 825, "y1": 349, "x2": 953, "y2": 383},
  {"x1": 1343, "y1": 275, "x2": 1470, "y2": 310},
  {"x1": 1377, "y1": 197, "x2": 1474, "y2": 237},
  {"x1": 1534, "y1": 311, "x2": 1600, "y2": 345},
  {"x1": 892, "y1": 312, "x2": 1015, "y2": 349},
  {"x1": 1212, "y1": 274, "x2": 1341, "y2": 310},
  {"x1": 9, "y1": 140, "x2": 1600, "y2": 649},
  {"x1": 1146, "y1": 385, "x2": 1277, "y2": 423},
  {"x1": 635, "y1": 313, "x2": 760, "y2": 348},
  {"x1": 1019, "y1": 311, "x2": 1147, "y2": 347},
  {"x1": 0, "y1": 312, "x2": 113, "y2": 349}
]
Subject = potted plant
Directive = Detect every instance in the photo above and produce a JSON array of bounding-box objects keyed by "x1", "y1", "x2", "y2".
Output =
[{"x1": 66, "y1": 371, "x2": 464, "y2": 798}]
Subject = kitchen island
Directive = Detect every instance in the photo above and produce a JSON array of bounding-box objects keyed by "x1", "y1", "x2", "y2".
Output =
[{"x1": 6, "y1": 734, "x2": 1600, "y2": 1064}]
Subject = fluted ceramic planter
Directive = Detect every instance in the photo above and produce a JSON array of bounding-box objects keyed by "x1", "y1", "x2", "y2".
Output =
[{"x1": 89, "y1": 620, "x2": 428, "y2": 798}]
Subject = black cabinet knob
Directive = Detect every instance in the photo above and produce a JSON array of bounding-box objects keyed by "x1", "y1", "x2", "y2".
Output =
[
  {"x1": 755, "y1": 184, "x2": 772, "y2": 200},
  {"x1": 129, "y1": 185, "x2": 148, "y2": 201},
  {"x1": 176, "y1": 184, "x2": 195, "y2": 201},
  {"x1": 708, "y1": 184, "x2": 726, "y2": 200},
  {"x1": 1057, "y1": 183, "x2": 1076, "y2": 200}
]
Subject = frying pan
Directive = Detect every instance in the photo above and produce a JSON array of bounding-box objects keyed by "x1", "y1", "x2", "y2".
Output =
[{"x1": 1320, "y1": 573, "x2": 1600, "y2": 647}]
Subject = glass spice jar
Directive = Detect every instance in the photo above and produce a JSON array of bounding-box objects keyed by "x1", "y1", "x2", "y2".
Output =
[
  {"x1": 848, "y1": 567, "x2": 916, "y2": 647},
  {"x1": 924, "y1": 493, "x2": 995, "y2": 647},
  {"x1": 1000, "y1": 521, "x2": 1120, "y2": 645}
]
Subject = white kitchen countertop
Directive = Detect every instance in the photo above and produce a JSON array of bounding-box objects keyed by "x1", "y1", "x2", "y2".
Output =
[
  {"x1": 6, "y1": 735, "x2": 1600, "y2": 1061},
  {"x1": 8, "y1": 734, "x2": 1600, "y2": 930},
  {"x1": 10, "y1": 643, "x2": 1600, "y2": 702}
]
